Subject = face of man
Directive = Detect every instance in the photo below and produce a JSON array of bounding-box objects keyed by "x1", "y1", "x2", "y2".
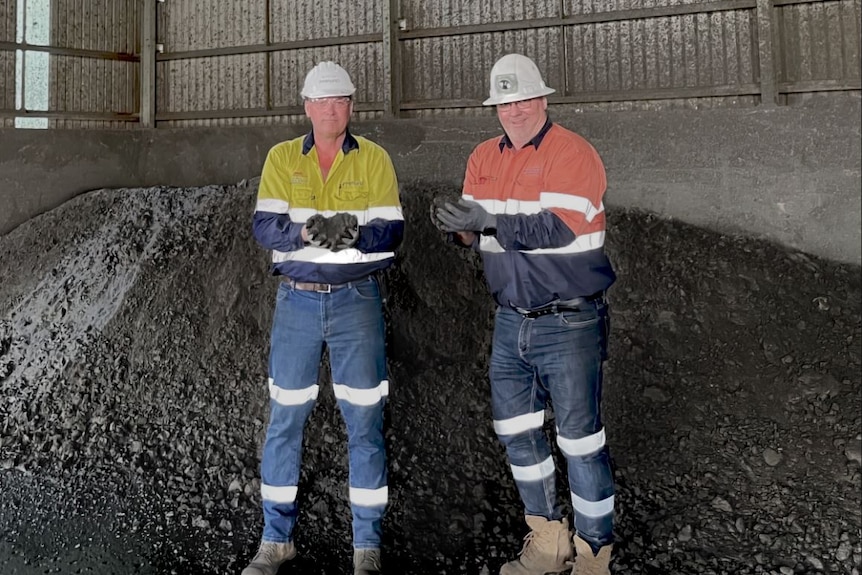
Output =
[
  {"x1": 496, "y1": 97, "x2": 548, "y2": 147},
  {"x1": 304, "y1": 96, "x2": 353, "y2": 140}
]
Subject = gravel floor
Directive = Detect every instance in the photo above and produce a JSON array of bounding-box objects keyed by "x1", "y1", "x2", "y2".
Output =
[{"x1": 0, "y1": 180, "x2": 859, "y2": 575}]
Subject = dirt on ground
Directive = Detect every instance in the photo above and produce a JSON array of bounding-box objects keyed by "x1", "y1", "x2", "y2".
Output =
[{"x1": 0, "y1": 180, "x2": 859, "y2": 575}]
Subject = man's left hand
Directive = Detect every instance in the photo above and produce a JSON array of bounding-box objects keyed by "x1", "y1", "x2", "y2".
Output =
[
  {"x1": 306, "y1": 212, "x2": 358, "y2": 250},
  {"x1": 334, "y1": 226, "x2": 359, "y2": 251},
  {"x1": 435, "y1": 199, "x2": 497, "y2": 233}
]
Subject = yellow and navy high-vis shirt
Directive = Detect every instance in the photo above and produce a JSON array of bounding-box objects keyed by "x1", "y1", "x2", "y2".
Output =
[{"x1": 253, "y1": 130, "x2": 404, "y2": 284}]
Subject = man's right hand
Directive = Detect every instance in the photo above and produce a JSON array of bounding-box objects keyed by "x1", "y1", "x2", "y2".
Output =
[
  {"x1": 305, "y1": 214, "x2": 328, "y2": 247},
  {"x1": 435, "y1": 199, "x2": 496, "y2": 234},
  {"x1": 430, "y1": 194, "x2": 465, "y2": 232}
]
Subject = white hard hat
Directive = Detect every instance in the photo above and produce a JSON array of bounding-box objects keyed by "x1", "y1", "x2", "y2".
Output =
[
  {"x1": 482, "y1": 53, "x2": 555, "y2": 106},
  {"x1": 300, "y1": 61, "x2": 356, "y2": 99}
]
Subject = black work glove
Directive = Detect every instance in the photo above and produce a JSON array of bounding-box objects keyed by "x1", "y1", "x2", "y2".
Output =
[
  {"x1": 434, "y1": 198, "x2": 497, "y2": 234},
  {"x1": 334, "y1": 226, "x2": 359, "y2": 251},
  {"x1": 306, "y1": 213, "x2": 359, "y2": 251},
  {"x1": 305, "y1": 214, "x2": 328, "y2": 248},
  {"x1": 430, "y1": 195, "x2": 466, "y2": 232},
  {"x1": 328, "y1": 212, "x2": 359, "y2": 251}
]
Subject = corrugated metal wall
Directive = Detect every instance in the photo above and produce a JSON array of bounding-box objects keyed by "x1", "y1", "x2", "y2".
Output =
[
  {"x1": 156, "y1": 1, "x2": 267, "y2": 126},
  {"x1": 561, "y1": 0, "x2": 761, "y2": 113},
  {"x1": 777, "y1": 0, "x2": 861, "y2": 104},
  {"x1": 400, "y1": 0, "x2": 562, "y2": 115},
  {"x1": 1, "y1": 0, "x2": 17, "y2": 128},
  {"x1": 399, "y1": 0, "x2": 763, "y2": 116},
  {"x1": 1, "y1": 0, "x2": 859, "y2": 128},
  {"x1": 48, "y1": 0, "x2": 140, "y2": 129},
  {"x1": 565, "y1": 1, "x2": 754, "y2": 91},
  {"x1": 156, "y1": 0, "x2": 384, "y2": 127},
  {"x1": 156, "y1": 0, "x2": 859, "y2": 124},
  {"x1": 270, "y1": 0, "x2": 383, "y2": 107}
]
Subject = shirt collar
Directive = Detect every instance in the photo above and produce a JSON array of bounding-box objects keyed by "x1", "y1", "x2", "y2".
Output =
[
  {"x1": 302, "y1": 129, "x2": 360, "y2": 155},
  {"x1": 498, "y1": 117, "x2": 554, "y2": 152}
]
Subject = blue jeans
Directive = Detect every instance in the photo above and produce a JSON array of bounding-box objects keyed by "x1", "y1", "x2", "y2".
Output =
[
  {"x1": 490, "y1": 300, "x2": 614, "y2": 551},
  {"x1": 260, "y1": 276, "x2": 388, "y2": 549}
]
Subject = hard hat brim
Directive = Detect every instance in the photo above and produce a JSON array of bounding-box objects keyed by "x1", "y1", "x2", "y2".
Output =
[
  {"x1": 300, "y1": 88, "x2": 357, "y2": 99},
  {"x1": 482, "y1": 86, "x2": 555, "y2": 106}
]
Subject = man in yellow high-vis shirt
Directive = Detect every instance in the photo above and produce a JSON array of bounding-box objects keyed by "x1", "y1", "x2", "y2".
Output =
[{"x1": 243, "y1": 61, "x2": 403, "y2": 575}]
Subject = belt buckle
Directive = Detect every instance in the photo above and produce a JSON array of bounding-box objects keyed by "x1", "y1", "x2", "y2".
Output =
[
  {"x1": 515, "y1": 305, "x2": 555, "y2": 318},
  {"x1": 315, "y1": 283, "x2": 332, "y2": 293}
]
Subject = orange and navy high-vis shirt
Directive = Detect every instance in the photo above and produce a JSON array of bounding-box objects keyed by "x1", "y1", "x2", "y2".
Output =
[{"x1": 463, "y1": 119, "x2": 616, "y2": 309}]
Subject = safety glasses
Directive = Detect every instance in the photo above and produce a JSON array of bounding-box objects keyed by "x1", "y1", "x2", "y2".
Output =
[
  {"x1": 307, "y1": 96, "x2": 352, "y2": 107},
  {"x1": 496, "y1": 98, "x2": 539, "y2": 112}
]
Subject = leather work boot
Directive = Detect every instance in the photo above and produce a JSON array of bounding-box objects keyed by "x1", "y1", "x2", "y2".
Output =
[
  {"x1": 572, "y1": 534, "x2": 612, "y2": 575},
  {"x1": 499, "y1": 516, "x2": 574, "y2": 575},
  {"x1": 354, "y1": 548, "x2": 382, "y2": 575},
  {"x1": 241, "y1": 541, "x2": 296, "y2": 575}
]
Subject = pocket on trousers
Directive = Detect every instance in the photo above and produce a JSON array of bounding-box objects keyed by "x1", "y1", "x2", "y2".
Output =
[
  {"x1": 558, "y1": 309, "x2": 599, "y2": 328},
  {"x1": 353, "y1": 277, "x2": 380, "y2": 300},
  {"x1": 600, "y1": 310, "x2": 610, "y2": 361},
  {"x1": 276, "y1": 283, "x2": 292, "y2": 302}
]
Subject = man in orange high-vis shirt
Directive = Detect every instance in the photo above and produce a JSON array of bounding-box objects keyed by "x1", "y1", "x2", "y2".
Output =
[{"x1": 433, "y1": 53, "x2": 616, "y2": 575}]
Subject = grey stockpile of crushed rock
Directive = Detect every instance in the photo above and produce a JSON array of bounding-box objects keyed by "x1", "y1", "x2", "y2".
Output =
[
  {"x1": 0, "y1": 180, "x2": 860, "y2": 575},
  {"x1": 0, "y1": 184, "x2": 271, "y2": 573}
]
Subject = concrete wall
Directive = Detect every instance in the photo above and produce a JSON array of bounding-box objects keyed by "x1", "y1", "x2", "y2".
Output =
[{"x1": 1, "y1": 97, "x2": 860, "y2": 265}]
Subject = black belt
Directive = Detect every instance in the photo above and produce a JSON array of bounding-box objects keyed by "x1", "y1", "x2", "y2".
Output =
[
  {"x1": 282, "y1": 276, "x2": 364, "y2": 293},
  {"x1": 512, "y1": 292, "x2": 604, "y2": 318}
]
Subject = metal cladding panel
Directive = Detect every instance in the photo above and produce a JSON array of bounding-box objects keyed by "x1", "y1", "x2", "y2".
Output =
[
  {"x1": 157, "y1": 53, "x2": 268, "y2": 113},
  {"x1": 158, "y1": 109, "x2": 382, "y2": 129},
  {"x1": 406, "y1": 106, "x2": 498, "y2": 119},
  {"x1": 43, "y1": 1, "x2": 139, "y2": 128},
  {"x1": 52, "y1": 0, "x2": 139, "y2": 52},
  {"x1": 270, "y1": 43, "x2": 383, "y2": 107},
  {"x1": 399, "y1": 0, "x2": 562, "y2": 107},
  {"x1": 47, "y1": 119, "x2": 138, "y2": 129},
  {"x1": 270, "y1": 0, "x2": 381, "y2": 41},
  {"x1": 402, "y1": 29, "x2": 564, "y2": 103},
  {"x1": 49, "y1": 56, "x2": 137, "y2": 113},
  {"x1": 562, "y1": 0, "x2": 759, "y2": 109},
  {"x1": 155, "y1": 1, "x2": 268, "y2": 121},
  {"x1": 565, "y1": 10, "x2": 757, "y2": 92},
  {"x1": 1, "y1": 50, "x2": 14, "y2": 114},
  {"x1": 159, "y1": 0, "x2": 266, "y2": 50},
  {"x1": 159, "y1": 114, "x2": 308, "y2": 128},
  {"x1": 401, "y1": 0, "x2": 559, "y2": 26},
  {"x1": 1, "y1": 0, "x2": 15, "y2": 125},
  {"x1": 776, "y1": 0, "x2": 861, "y2": 85},
  {"x1": 1, "y1": 0, "x2": 15, "y2": 42},
  {"x1": 567, "y1": 0, "x2": 732, "y2": 12}
]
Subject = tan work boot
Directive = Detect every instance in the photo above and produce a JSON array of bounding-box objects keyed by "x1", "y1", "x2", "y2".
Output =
[
  {"x1": 241, "y1": 541, "x2": 296, "y2": 575},
  {"x1": 500, "y1": 516, "x2": 573, "y2": 575},
  {"x1": 572, "y1": 534, "x2": 612, "y2": 575},
  {"x1": 354, "y1": 548, "x2": 382, "y2": 575}
]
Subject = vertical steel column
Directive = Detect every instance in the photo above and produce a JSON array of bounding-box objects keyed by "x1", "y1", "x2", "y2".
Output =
[
  {"x1": 140, "y1": 0, "x2": 156, "y2": 126},
  {"x1": 755, "y1": 0, "x2": 777, "y2": 106},
  {"x1": 19, "y1": 0, "x2": 27, "y2": 113},
  {"x1": 382, "y1": 0, "x2": 401, "y2": 118},
  {"x1": 264, "y1": 0, "x2": 271, "y2": 111},
  {"x1": 559, "y1": 0, "x2": 569, "y2": 97}
]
